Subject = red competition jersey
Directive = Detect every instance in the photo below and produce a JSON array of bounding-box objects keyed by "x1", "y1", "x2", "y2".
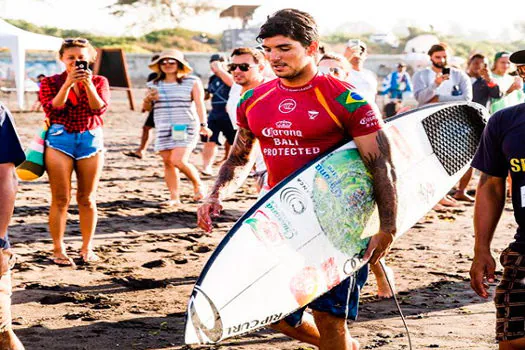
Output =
[{"x1": 237, "y1": 73, "x2": 383, "y2": 188}]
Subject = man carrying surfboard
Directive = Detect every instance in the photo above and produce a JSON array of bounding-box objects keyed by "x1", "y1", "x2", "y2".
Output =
[
  {"x1": 198, "y1": 8, "x2": 398, "y2": 350},
  {"x1": 470, "y1": 49, "x2": 525, "y2": 350}
]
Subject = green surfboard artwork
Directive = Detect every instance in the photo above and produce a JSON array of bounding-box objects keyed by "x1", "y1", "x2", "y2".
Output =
[{"x1": 312, "y1": 148, "x2": 375, "y2": 257}]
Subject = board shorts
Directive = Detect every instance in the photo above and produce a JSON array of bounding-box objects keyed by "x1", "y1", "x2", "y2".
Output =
[
  {"x1": 283, "y1": 265, "x2": 369, "y2": 327},
  {"x1": 46, "y1": 124, "x2": 104, "y2": 160},
  {"x1": 144, "y1": 110, "x2": 155, "y2": 128},
  {"x1": 207, "y1": 117, "x2": 236, "y2": 146},
  {"x1": 495, "y1": 247, "x2": 525, "y2": 341}
]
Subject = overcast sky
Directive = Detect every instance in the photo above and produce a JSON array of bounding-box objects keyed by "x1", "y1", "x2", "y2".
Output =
[{"x1": 2, "y1": 0, "x2": 524, "y2": 41}]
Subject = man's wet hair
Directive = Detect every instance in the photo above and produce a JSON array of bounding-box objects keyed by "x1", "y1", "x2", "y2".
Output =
[{"x1": 257, "y1": 8, "x2": 319, "y2": 48}]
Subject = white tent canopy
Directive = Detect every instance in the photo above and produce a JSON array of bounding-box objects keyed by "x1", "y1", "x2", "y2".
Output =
[{"x1": 0, "y1": 19, "x2": 62, "y2": 109}]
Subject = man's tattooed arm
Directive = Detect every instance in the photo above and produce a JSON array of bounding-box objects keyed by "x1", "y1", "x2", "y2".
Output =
[
  {"x1": 209, "y1": 127, "x2": 257, "y2": 199},
  {"x1": 360, "y1": 130, "x2": 398, "y2": 236}
]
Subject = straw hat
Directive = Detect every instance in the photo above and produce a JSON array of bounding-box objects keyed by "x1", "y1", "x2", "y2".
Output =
[{"x1": 148, "y1": 49, "x2": 193, "y2": 74}]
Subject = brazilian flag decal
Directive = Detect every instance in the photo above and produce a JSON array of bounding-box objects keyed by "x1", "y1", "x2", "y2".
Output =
[
  {"x1": 238, "y1": 89, "x2": 254, "y2": 107},
  {"x1": 336, "y1": 90, "x2": 368, "y2": 113}
]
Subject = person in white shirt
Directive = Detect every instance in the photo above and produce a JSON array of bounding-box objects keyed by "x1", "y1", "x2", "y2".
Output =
[
  {"x1": 344, "y1": 39, "x2": 380, "y2": 114},
  {"x1": 226, "y1": 47, "x2": 273, "y2": 191},
  {"x1": 412, "y1": 43, "x2": 472, "y2": 107}
]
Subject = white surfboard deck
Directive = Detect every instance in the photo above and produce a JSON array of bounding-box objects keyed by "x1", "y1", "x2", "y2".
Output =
[{"x1": 185, "y1": 102, "x2": 488, "y2": 344}]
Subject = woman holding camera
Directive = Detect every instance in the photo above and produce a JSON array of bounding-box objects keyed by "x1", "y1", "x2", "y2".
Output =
[
  {"x1": 39, "y1": 38, "x2": 110, "y2": 266},
  {"x1": 143, "y1": 49, "x2": 210, "y2": 207}
]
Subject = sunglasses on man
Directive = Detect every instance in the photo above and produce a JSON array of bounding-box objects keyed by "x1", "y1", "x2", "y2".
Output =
[
  {"x1": 63, "y1": 38, "x2": 89, "y2": 44},
  {"x1": 227, "y1": 63, "x2": 257, "y2": 72}
]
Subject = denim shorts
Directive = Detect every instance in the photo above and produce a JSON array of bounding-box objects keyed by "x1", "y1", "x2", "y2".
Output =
[
  {"x1": 283, "y1": 264, "x2": 369, "y2": 327},
  {"x1": 46, "y1": 124, "x2": 104, "y2": 160}
]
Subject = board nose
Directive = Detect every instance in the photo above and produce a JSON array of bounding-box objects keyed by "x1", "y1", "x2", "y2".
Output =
[{"x1": 184, "y1": 287, "x2": 223, "y2": 344}]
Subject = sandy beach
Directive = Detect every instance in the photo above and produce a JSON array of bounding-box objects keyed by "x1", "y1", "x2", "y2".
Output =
[{"x1": 4, "y1": 90, "x2": 511, "y2": 349}]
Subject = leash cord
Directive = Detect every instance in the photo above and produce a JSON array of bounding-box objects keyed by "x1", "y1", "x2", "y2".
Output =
[{"x1": 379, "y1": 260, "x2": 413, "y2": 350}]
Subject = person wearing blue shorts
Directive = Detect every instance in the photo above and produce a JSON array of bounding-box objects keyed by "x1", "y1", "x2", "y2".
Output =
[
  {"x1": 39, "y1": 38, "x2": 110, "y2": 266},
  {"x1": 201, "y1": 53, "x2": 234, "y2": 175}
]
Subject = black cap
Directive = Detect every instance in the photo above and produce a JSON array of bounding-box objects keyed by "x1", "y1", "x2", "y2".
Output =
[
  {"x1": 510, "y1": 50, "x2": 525, "y2": 65},
  {"x1": 209, "y1": 53, "x2": 225, "y2": 63}
]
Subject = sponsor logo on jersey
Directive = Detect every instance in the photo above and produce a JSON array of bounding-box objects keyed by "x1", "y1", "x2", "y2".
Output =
[
  {"x1": 359, "y1": 115, "x2": 378, "y2": 125},
  {"x1": 262, "y1": 127, "x2": 303, "y2": 138},
  {"x1": 335, "y1": 90, "x2": 368, "y2": 113},
  {"x1": 278, "y1": 98, "x2": 297, "y2": 113},
  {"x1": 308, "y1": 110, "x2": 319, "y2": 120},
  {"x1": 275, "y1": 120, "x2": 292, "y2": 129}
]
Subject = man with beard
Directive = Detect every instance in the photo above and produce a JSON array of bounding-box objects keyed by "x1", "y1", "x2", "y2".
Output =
[
  {"x1": 413, "y1": 43, "x2": 472, "y2": 107},
  {"x1": 413, "y1": 43, "x2": 472, "y2": 208},
  {"x1": 198, "y1": 8, "x2": 398, "y2": 350}
]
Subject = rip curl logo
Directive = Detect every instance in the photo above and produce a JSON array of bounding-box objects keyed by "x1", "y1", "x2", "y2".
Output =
[{"x1": 279, "y1": 99, "x2": 297, "y2": 114}]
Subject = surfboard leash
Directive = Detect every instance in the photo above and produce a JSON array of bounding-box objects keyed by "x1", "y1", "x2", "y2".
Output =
[{"x1": 379, "y1": 260, "x2": 413, "y2": 350}]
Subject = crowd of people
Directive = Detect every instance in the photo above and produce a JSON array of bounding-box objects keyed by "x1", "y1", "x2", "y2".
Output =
[{"x1": 3, "y1": 7, "x2": 525, "y2": 350}]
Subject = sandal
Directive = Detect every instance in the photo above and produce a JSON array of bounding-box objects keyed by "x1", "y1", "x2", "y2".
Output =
[
  {"x1": 453, "y1": 191, "x2": 475, "y2": 202},
  {"x1": 200, "y1": 168, "x2": 213, "y2": 177},
  {"x1": 80, "y1": 251, "x2": 100, "y2": 264},
  {"x1": 160, "y1": 199, "x2": 181, "y2": 208},
  {"x1": 438, "y1": 195, "x2": 459, "y2": 207},
  {"x1": 52, "y1": 254, "x2": 76, "y2": 267},
  {"x1": 123, "y1": 151, "x2": 142, "y2": 159}
]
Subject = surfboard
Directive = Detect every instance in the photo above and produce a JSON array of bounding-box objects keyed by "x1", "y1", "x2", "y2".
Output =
[
  {"x1": 16, "y1": 121, "x2": 48, "y2": 181},
  {"x1": 185, "y1": 102, "x2": 488, "y2": 344}
]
